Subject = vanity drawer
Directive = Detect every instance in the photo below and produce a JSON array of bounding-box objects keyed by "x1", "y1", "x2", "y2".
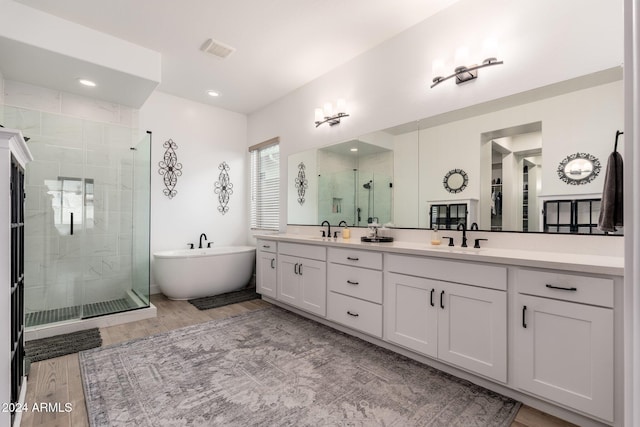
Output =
[
  {"x1": 386, "y1": 254, "x2": 507, "y2": 291},
  {"x1": 328, "y1": 264, "x2": 382, "y2": 303},
  {"x1": 278, "y1": 242, "x2": 326, "y2": 261},
  {"x1": 328, "y1": 247, "x2": 382, "y2": 270},
  {"x1": 327, "y1": 292, "x2": 382, "y2": 338},
  {"x1": 517, "y1": 269, "x2": 614, "y2": 308},
  {"x1": 257, "y1": 239, "x2": 277, "y2": 254}
]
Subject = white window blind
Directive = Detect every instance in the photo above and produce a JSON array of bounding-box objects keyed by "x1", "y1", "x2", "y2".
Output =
[{"x1": 250, "y1": 140, "x2": 279, "y2": 230}]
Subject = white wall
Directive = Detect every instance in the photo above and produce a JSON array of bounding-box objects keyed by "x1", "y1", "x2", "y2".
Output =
[
  {"x1": 247, "y1": 0, "x2": 623, "y2": 231},
  {"x1": 138, "y1": 91, "x2": 248, "y2": 288}
]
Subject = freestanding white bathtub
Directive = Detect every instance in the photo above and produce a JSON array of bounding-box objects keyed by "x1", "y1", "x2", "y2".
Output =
[{"x1": 153, "y1": 246, "x2": 256, "y2": 300}]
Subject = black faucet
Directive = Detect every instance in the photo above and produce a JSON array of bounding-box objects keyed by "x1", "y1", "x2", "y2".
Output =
[
  {"x1": 321, "y1": 221, "x2": 331, "y2": 238},
  {"x1": 199, "y1": 233, "x2": 208, "y2": 248},
  {"x1": 470, "y1": 222, "x2": 479, "y2": 230},
  {"x1": 338, "y1": 220, "x2": 348, "y2": 227},
  {"x1": 457, "y1": 223, "x2": 468, "y2": 247}
]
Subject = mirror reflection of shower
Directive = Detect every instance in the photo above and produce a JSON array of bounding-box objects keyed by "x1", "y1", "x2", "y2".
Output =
[
  {"x1": 315, "y1": 139, "x2": 393, "y2": 227},
  {"x1": 363, "y1": 180, "x2": 376, "y2": 224}
]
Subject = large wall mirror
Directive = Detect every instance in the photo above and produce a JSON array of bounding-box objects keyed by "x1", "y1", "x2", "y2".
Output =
[{"x1": 288, "y1": 67, "x2": 624, "y2": 235}]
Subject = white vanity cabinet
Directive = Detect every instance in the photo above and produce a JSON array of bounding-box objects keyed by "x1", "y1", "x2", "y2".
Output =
[
  {"x1": 256, "y1": 239, "x2": 277, "y2": 298},
  {"x1": 384, "y1": 254, "x2": 507, "y2": 382},
  {"x1": 277, "y1": 242, "x2": 327, "y2": 317},
  {"x1": 326, "y1": 248, "x2": 383, "y2": 337},
  {"x1": 514, "y1": 268, "x2": 614, "y2": 423}
]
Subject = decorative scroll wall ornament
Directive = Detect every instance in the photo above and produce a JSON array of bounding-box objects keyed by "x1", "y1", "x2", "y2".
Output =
[
  {"x1": 557, "y1": 152, "x2": 601, "y2": 185},
  {"x1": 295, "y1": 162, "x2": 308, "y2": 205},
  {"x1": 443, "y1": 168, "x2": 469, "y2": 193},
  {"x1": 214, "y1": 161, "x2": 233, "y2": 214},
  {"x1": 158, "y1": 139, "x2": 182, "y2": 199}
]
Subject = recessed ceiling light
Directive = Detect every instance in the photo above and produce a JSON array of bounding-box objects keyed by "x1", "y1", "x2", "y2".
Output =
[
  {"x1": 350, "y1": 148, "x2": 358, "y2": 152},
  {"x1": 78, "y1": 79, "x2": 96, "y2": 87},
  {"x1": 207, "y1": 90, "x2": 220, "y2": 97}
]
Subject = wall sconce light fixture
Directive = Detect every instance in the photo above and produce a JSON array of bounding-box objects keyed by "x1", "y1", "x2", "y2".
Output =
[
  {"x1": 430, "y1": 40, "x2": 503, "y2": 88},
  {"x1": 315, "y1": 99, "x2": 349, "y2": 127}
]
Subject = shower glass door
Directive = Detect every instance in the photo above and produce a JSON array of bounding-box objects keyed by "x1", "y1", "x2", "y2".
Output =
[
  {"x1": 18, "y1": 109, "x2": 150, "y2": 327},
  {"x1": 131, "y1": 133, "x2": 151, "y2": 305}
]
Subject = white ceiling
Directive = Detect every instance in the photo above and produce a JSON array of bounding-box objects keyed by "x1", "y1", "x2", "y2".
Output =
[{"x1": 15, "y1": 0, "x2": 459, "y2": 114}]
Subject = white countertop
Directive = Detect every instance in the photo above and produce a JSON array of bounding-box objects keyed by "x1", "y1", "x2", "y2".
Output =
[{"x1": 255, "y1": 233, "x2": 624, "y2": 276}]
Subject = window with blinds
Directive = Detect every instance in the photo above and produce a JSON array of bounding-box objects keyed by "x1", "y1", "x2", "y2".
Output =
[{"x1": 250, "y1": 138, "x2": 280, "y2": 230}]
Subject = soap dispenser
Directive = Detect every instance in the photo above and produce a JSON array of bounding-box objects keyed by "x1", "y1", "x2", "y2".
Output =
[
  {"x1": 339, "y1": 220, "x2": 350, "y2": 239},
  {"x1": 431, "y1": 224, "x2": 441, "y2": 245}
]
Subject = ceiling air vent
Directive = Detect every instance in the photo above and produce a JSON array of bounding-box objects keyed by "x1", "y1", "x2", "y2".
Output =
[{"x1": 200, "y1": 38, "x2": 236, "y2": 59}]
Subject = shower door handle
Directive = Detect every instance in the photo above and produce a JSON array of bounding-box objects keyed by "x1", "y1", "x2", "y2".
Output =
[{"x1": 70, "y1": 212, "x2": 74, "y2": 235}]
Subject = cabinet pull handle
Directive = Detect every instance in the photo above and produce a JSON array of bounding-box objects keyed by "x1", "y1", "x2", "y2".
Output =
[
  {"x1": 522, "y1": 305, "x2": 527, "y2": 328},
  {"x1": 346, "y1": 280, "x2": 359, "y2": 285},
  {"x1": 347, "y1": 311, "x2": 359, "y2": 317},
  {"x1": 299, "y1": 264, "x2": 303, "y2": 275},
  {"x1": 262, "y1": 244, "x2": 271, "y2": 249},
  {"x1": 70, "y1": 212, "x2": 74, "y2": 235},
  {"x1": 294, "y1": 263, "x2": 299, "y2": 275},
  {"x1": 270, "y1": 258, "x2": 275, "y2": 269},
  {"x1": 440, "y1": 290, "x2": 445, "y2": 309},
  {"x1": 430, "y1": 288, "x2": 435, "y2": 307},
  {"x1": 346, "y1": 256, "x2": 359, "y2": 261},
  {"x1": 545, "y1": 284, "x2": 577, "y2": 292}
]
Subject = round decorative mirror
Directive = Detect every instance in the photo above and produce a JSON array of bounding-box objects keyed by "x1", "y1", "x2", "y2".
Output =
[
  {"x1": 557, "y1": 152, "x2": 601, "y2": 185},
  {"x1": 443, "y1": 169, "x2": 469, "y2": 193}
]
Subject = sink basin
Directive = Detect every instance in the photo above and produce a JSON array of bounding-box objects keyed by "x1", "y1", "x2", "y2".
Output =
[{"x1": 361, "y1": 236, "x2": 394, "y2": 243}]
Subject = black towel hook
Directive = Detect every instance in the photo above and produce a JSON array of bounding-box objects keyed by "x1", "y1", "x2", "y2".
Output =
[{"x1": 614, "y1": 130, "x2": 624, "y2": 152}]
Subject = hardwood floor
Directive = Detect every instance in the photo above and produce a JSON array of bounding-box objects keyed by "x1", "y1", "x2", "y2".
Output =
[{"x1": 20, "y1": 294, "x2": 575, "y2": 427}]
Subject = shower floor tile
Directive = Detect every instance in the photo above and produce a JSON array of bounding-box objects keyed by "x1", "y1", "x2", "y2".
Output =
[{"x1": 26, "y1": 298, "x2": 139, "y2": 327}]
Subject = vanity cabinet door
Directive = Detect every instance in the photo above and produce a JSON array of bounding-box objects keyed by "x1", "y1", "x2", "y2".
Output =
[
  {"x1": 438, "y1": 282, "x2": 507, "y2": 383},
  {"x1": 277, "y1": 254, "x2": 327, "y2": 317},
  {"x1": 256, "y1": 250, "x2": 277, "y2": 298},
  {"x1": 385, "y1": 272, "x2": 506, "y2": 382},
  {"x1": 514, "y1": 294, "x2": 613, "y2": 422},
  {"x1": 278, "y1": 255, "x2": 300, "y2": 306},
  {"x1": 384, "y1": 273, "x2": 438, "y2": 358},
  {"x1": 298, "y1": 258, "x2": 327, "y2": 317}
]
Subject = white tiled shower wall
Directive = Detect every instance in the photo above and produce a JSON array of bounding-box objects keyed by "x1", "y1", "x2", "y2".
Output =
[{"x1": 2, "y1": 79, "x2": 142, "y2": 311}]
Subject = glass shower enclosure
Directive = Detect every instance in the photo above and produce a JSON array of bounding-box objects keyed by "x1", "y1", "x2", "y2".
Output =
[{"x1": 13, "y1": 111, "x2": 151, "y2": 327}]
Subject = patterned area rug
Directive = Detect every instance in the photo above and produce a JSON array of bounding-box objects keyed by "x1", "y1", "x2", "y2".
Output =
[
  {"x1": 188, "y1": 287, "x2": 260, "y2": 310},
  {"x1": 26, "y1": 328, "x2": 102, "y2": 363},
  {"x1": 80, "y1": 307, "x2": 520, "y2": 426}
]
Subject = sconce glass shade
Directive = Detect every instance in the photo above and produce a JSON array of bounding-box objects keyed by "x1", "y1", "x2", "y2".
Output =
[
  {"x1": 336, "y1": 99, "x2": 347, "y2": 115},
  {"x1": 315, "y1": 108, "x2": 324, "y2": 122},
  {"x1": 482, "y1": 38, "x2": 499, "y2": 63},
  {"x1": 323, "y1": 102, "x2": 333, "y2": 117},
  {"x1": 432, "y1": 59, "x2": 445, "y2": 81},
  {"x1": 454, "y1": 46, "x2": 470, "y2": 67}
]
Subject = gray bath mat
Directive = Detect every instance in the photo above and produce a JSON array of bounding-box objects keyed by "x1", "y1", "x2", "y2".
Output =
[
  {"x1": 188, "y1": 287, "x2": 260, "y2": 310},
  {"x1": 26, "y1": 328, "x2": 102, "y2": 363},
  {"x1": 80, "y1": 306, "x2": 520, "y2": 426}
]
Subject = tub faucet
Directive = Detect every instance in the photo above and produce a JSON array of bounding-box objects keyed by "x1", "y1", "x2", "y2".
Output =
[
  {"x1": 199, "y1": 233, "x2": 208, "y2": 248},
  {"x1": 320, "y1": 220, "x2": 331, "y2": 238},
  {"x1": 457, "y1": 223, "x2": 468, "y2": 247}
]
